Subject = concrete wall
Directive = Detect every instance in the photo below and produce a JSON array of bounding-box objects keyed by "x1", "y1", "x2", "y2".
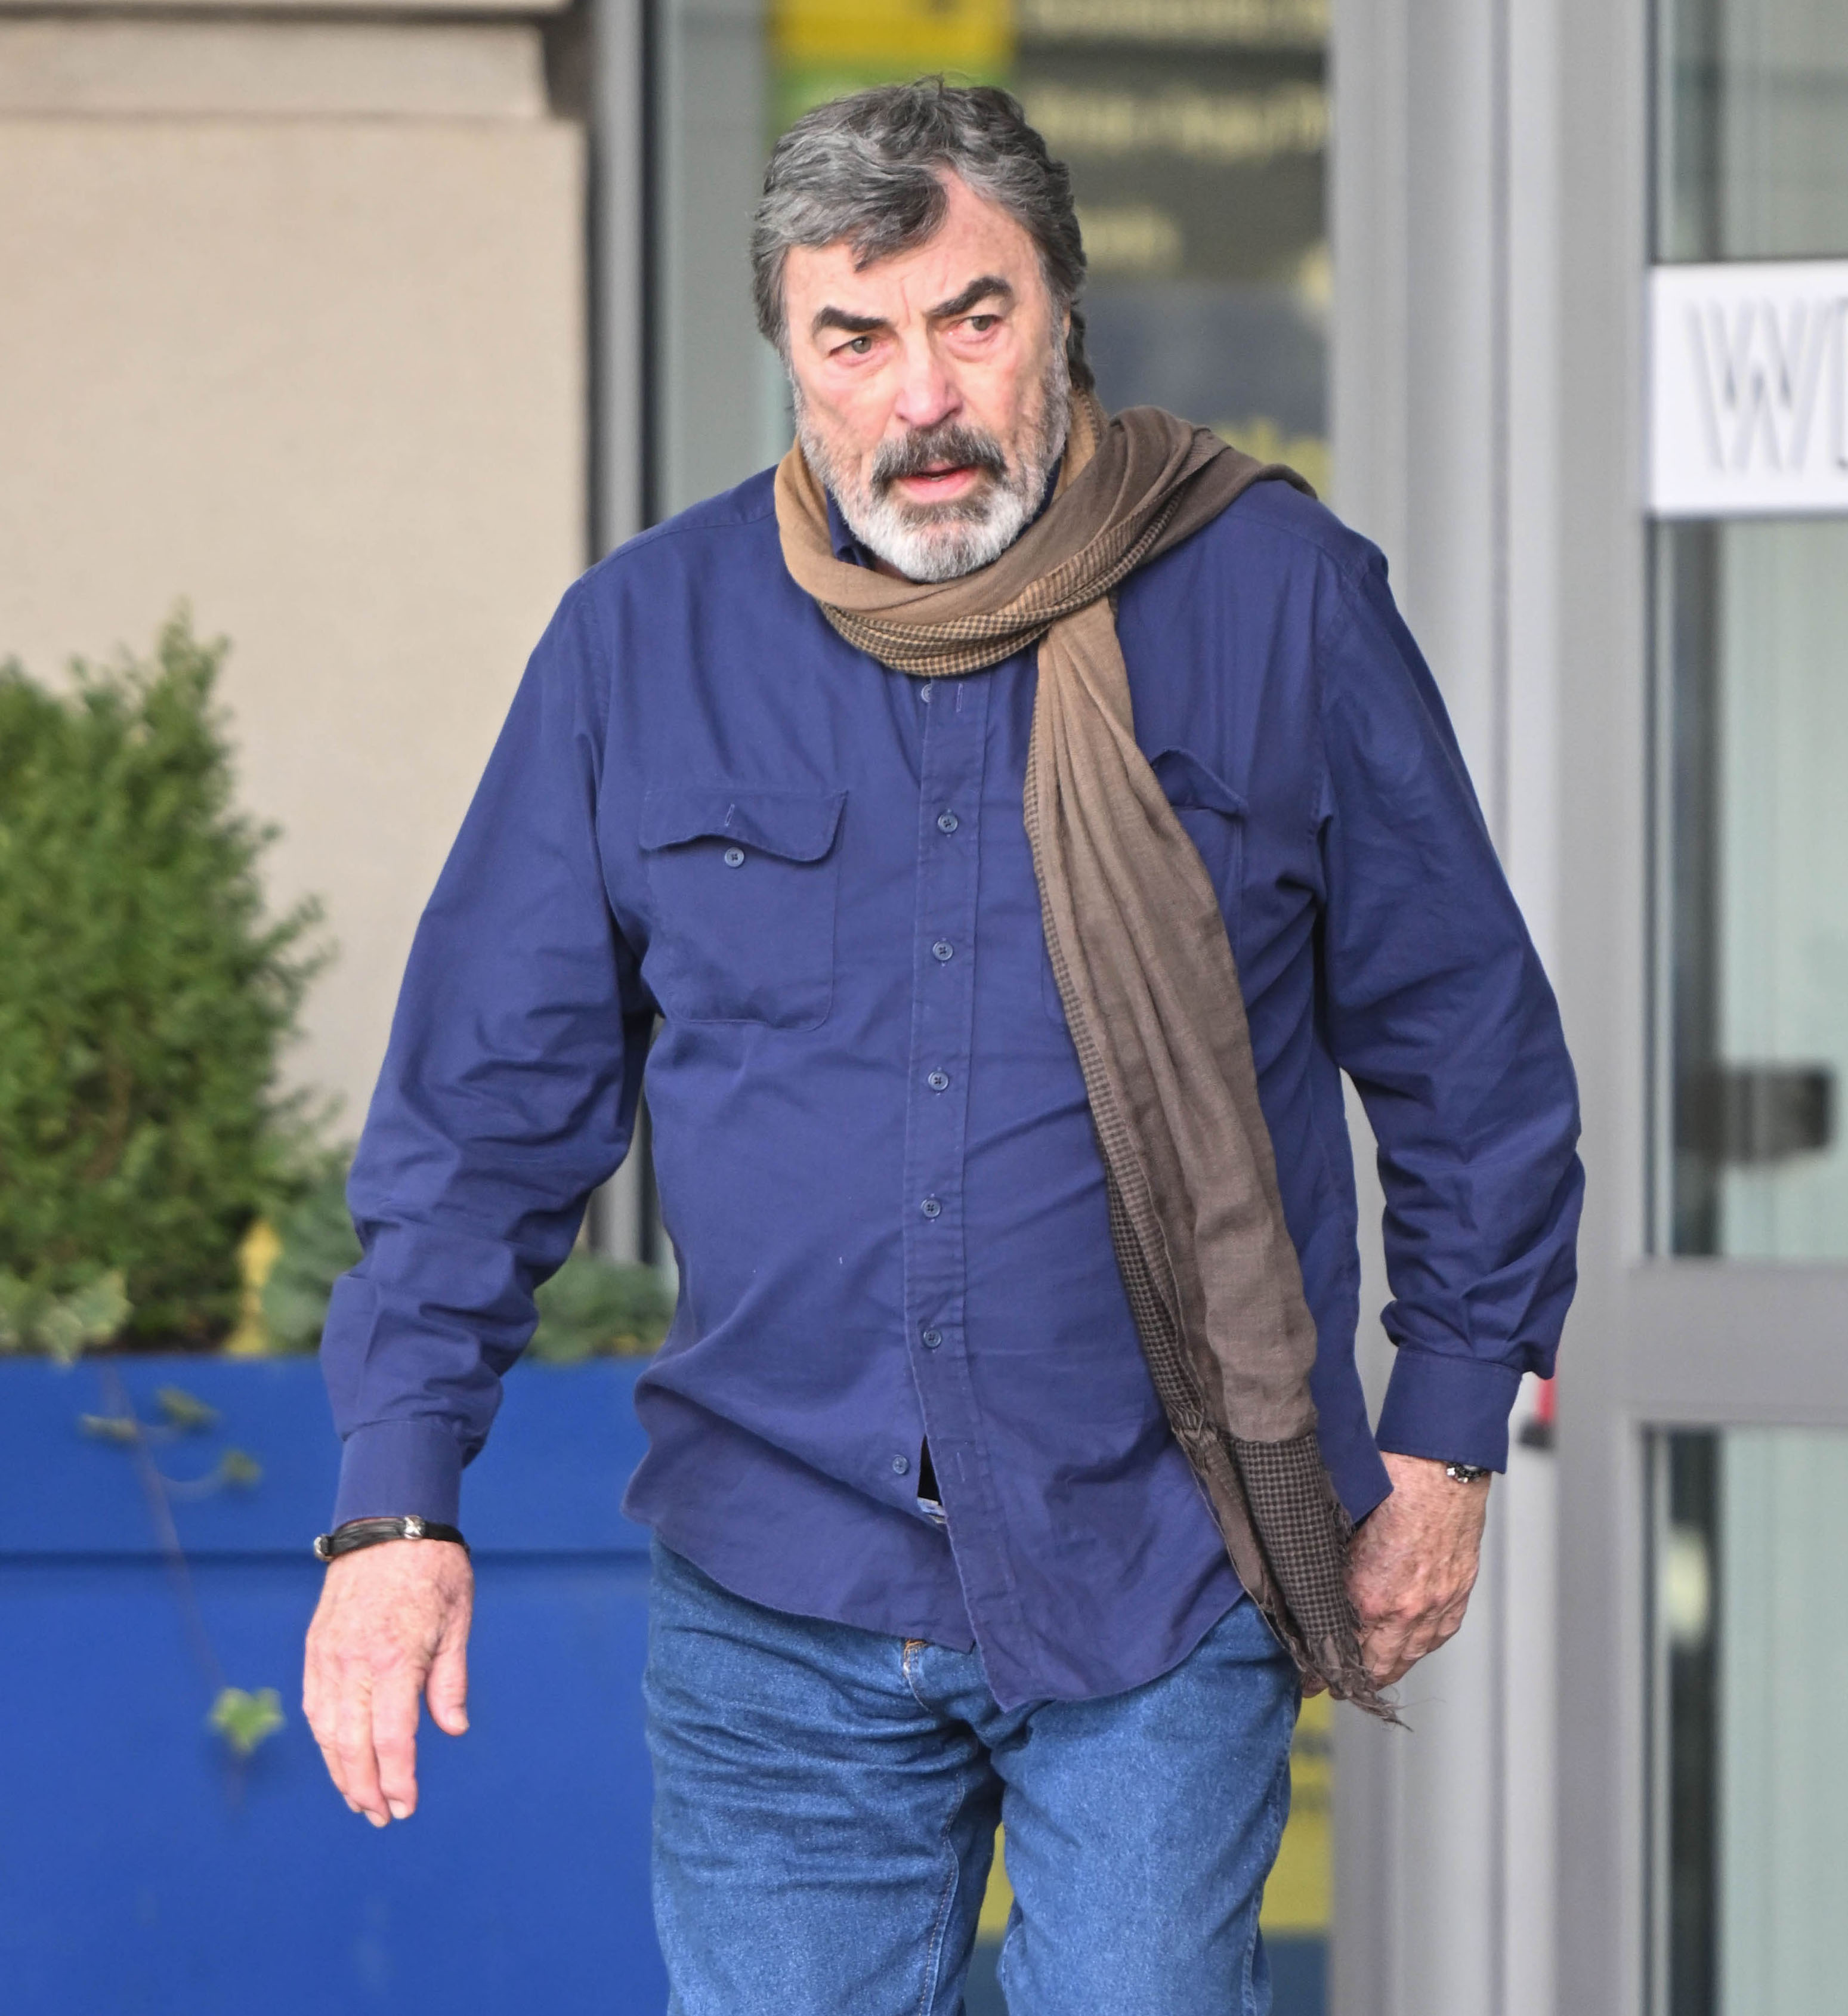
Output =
[{"x1": 0, "y1": 8, "x2": 587, "y2": 1134}]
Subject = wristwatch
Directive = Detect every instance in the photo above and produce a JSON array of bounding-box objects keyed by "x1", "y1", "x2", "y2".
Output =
[
  {"x1": 1444, "y1": 1462, "x2": 1491, "y2": 1484},
  {"x1": 313, "y1": 1514, "x2": 469, "y2": 1562}
]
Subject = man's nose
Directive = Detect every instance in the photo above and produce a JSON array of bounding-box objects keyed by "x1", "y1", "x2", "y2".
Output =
[{"x1": 890, "y1": 335, "x2": 960, "y2": 432}]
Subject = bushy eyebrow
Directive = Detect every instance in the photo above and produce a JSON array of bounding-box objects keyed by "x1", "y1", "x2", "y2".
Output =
[
  {"x1": 810, "y1": 306, "x2": 886, "y2": 339},
  {"x1": 928, "y1": 275, "x2": 1015, "y2": 320},
  {"x1": 809, "y1": 275, "x2": 1015, "y2": 343}
]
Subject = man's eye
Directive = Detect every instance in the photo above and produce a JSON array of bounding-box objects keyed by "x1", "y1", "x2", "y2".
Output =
[
  {"x1": 844, "y1": 336, "x2": 873, "y2": 355},
  {"x1": 966, "y1": 316, "x2": 999, "y2": 333}
]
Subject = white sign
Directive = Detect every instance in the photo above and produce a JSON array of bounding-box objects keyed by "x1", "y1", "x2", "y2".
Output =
[{"x1": 1649, "y1": 260, "x2": 1848, "y2": 517}]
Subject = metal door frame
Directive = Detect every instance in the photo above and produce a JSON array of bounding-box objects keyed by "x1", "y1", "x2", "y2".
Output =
[{"x1": 1331, "y1": 0, "x2": 1848, "y2": 2011}]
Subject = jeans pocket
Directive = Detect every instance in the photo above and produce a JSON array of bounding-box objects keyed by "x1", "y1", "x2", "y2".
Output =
[{"x1": 640, "y1": 784, "x2": 845, "y2": 1030}]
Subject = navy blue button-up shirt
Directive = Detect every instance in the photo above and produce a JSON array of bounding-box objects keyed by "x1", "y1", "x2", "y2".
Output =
[{"x1": 322, "y1": 468, "x2": 1582, "y2": 1708}]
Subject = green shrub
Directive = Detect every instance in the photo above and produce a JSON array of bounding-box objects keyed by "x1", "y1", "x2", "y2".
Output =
[
  {"x1": 258, "y1": 1161, "x2": 670, "y2": 1361},
  {"x1": 0, "y1": 613, "x2": 323, "y2": 1343},
  {"x1": 0, "y1": 1269, "x2": 130, "y2": 1364},
  {"x1": 259, "y1": 1162, "x2": 363, "y2": 1353},
  {"x1": 529, "y1": 1250, "x2": 675, "y2": 1361}
]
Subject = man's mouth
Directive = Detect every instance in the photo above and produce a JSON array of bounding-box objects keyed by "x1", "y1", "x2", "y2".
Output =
[
  {"x1": 891, "y1": 462, "x2": 985, "y2": 500},
  {"x1": 871, "y1": 425, "x2": 1008, "y2": 511}
]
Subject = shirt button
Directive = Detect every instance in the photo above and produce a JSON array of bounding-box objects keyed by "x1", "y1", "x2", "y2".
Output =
[
  {"x1": 921, "y1": 1327, "x2": 942, "y2": 1349},
  {"x1": 892, "y1": 1454, "x2": 911, "y2": 1476},
  {"x1": 937, "y1": 811, "x2": 959, "y2": 834},
  {"x1": 722, "y1": 846, "x2": 746, "y2": 868},
  {"x1": 920, "y1": 1196, "x2": 941, "y2": 1219},
  {"x1": 926, "y1": 1069, "x2": 949, "y2": 1092},
  {"x1": 932, "y1": 940, "x2": 954, "y2": 962}
]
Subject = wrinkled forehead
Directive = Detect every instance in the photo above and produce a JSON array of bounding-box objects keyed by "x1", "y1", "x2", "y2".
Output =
[{"x1": 784, "y1": 176, "x2": 1048, "y2": 326}]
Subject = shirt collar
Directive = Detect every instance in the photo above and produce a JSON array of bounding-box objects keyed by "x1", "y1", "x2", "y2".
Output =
[{"x1": 824, "y1": 487, "x2": 868, "y2": 565}]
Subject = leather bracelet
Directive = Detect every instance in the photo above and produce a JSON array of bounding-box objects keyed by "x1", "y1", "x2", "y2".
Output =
[{"x1": 312, "y1": 1515, "x2": 469, "y2": 1562}]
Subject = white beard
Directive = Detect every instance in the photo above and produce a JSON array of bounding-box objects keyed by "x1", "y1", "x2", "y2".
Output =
[{"x1": 795, "y1": 345, "x2": 1071, "y2": 583}]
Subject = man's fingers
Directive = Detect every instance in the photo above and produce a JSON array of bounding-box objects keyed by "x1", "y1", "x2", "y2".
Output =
[
  {"x1": 1360, "y1": 1596, "x2": 1476, "y2": 1684},
  {"x1": 371, "y1": 1668, "x2": 425, "y2": 1820},
  {"x1": 313, "y1": 1734, "x2": 363, "y2": 1813},
  {"x1": 426, "y1": 1634, "x2": 470, "y2": 1737},
  {"x1": 1361, "y1": 1625, "x2": 1413, "y2": 1686},
  {"x1": 302, "y1": 1538, "x2": 474, "y2": 1821},
  {"x1": 302, "y1": 1650, "x2": 357, "y2": 1809},
  {"x1": 333, "y1": 1669, "x2": 390, "y2": 1826}
]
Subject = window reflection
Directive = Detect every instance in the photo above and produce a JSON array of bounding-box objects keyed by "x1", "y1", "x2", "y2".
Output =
[
  {"x1": 1013, "y1": 0, "x2": 1329, "y2": 491},
  {"x1": 1656, "y1": 0, "x2": 1848, "y2": 261},
  {"x1": 1651, "y1": 1428, "x2": 1848, "y2": 2016},
  {"x1": 1658, "y1": 518, "x2": 1848, "y2": 1258},
  {"x1": 650, "y1": 0, "x2": 1330, "y2": 518}
]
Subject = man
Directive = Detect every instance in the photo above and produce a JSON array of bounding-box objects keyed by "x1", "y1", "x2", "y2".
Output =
[{"x1": 305, "y1": 81, "x2": 1581, "y2": 2014}]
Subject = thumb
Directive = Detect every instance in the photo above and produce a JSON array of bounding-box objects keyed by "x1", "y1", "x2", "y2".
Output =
[{"x1": 426, "y1": 1632, "x2": 469, "y2": 1737}]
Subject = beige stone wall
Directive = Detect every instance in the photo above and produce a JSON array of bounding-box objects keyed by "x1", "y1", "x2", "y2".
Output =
[{"x1": 0, "y1": 15, "x2": 586, "y2": 1134}]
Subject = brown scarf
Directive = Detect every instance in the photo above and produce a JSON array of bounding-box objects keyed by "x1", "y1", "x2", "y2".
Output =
[{"x1": 777, "y1": 391, "x2": 1383, "y2": 1710}]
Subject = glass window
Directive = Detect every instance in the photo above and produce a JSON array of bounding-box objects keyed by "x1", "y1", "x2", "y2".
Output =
[
  {"x1": 1657, "y1": 520, "x2": 1848, "y2": 1257},
  {"x1": 650, "y1": 0, "x2": 1330, "y2": 518},
  {"x1": 1650, "y1": 1428, "x2": 1848, "y2": 2016},
  {"x1": 1656, "y1": 0, "x2": 1848, "y2": 261},
  {"x1": 1651, "y1": 0, "x2": 1848, "y2": 1256},
  {"x1": 1012, "y1": 0, "x2": 1329, "y2": 491}
]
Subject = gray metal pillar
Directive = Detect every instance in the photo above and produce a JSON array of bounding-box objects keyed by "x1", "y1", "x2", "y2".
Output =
[
  {"x1": 1329, "y1": 1, "x2": 1569, "y2": 2011},
  {"x1": 592, "y1": 0, "x2": 647, "y2": 556},
  {"x1": 589, "y1": 0, "x2": 648, "y2": 1263}
]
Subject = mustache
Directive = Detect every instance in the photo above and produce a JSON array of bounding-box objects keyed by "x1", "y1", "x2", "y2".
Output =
[{"x1": 870, "y1": 423, "x2": 1008, "y2": 493}]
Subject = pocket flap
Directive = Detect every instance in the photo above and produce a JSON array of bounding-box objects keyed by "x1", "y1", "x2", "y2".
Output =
[
  {"x1": 639, "y1": 787, "x2": 847, "y2": 863},
  {"x1": 1149, "y1": 747, "x2": 1247, "y2": 819}
]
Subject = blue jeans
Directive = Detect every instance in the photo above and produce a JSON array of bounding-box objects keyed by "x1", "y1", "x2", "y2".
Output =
[{"x1": 644, "y1": 1541, "x2": 1300, "y2": 2015}]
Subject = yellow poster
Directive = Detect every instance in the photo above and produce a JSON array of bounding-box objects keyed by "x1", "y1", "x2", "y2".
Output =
[{"x1": 771, "y1": 0, "x2": 1015, "y2": 132}]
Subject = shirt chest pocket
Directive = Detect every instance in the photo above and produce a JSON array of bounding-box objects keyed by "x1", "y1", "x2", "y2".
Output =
[
  {"x1": 639, "y1": 786, "x2": 846, "y2": 1030},
  {"x1": 1041, "y1": 747, "x2": 1247, "y2": 1025}
]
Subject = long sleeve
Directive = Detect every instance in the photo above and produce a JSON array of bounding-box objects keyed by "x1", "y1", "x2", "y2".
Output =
[
  {"x1": 320, "y1": 586, "x2": 650, "y2": 1525},
  {"x1": 1317, "y1": 551, "x2": 1584, "y2": 1471}
]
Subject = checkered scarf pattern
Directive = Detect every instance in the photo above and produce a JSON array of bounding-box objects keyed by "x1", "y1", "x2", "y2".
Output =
[{"x1": 777, "y1": 394, "x2": 1386, "y2": 1712}]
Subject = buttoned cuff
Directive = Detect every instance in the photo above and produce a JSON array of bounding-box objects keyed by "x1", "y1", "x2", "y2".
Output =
[
  {"x1": 332, "y1": 1418, "x2": 466, "y2": 1529},
  {"x1": 1373, "y1": 1349, "x2": 1523, "y2": 1473}
]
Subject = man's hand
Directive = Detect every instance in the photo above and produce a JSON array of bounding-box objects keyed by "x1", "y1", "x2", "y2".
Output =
[
  {"x1": 303, "y1": 1539, "x2": 474, "y2": 1826},
  {"x1": 1346, "y1": 1453, "x2": 1490, "y2": 1687}
]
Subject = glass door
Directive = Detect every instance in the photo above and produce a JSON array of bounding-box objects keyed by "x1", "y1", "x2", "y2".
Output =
[
  {"x1": 1657, "y1": 515, "x2": 1848, "y2": 1259},
  {"x1": 1647, "y1": 4, "x2": 1848, "y2": 2011}
]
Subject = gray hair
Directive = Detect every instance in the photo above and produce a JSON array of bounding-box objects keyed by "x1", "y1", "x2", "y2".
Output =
[{"x1": 751, "y1": 79, "x2": 1093, "y2": 394}]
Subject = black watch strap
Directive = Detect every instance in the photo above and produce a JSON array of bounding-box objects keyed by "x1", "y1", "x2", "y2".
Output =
[{"x1": 313, "y1": 1515, "x2": 469, "y2": 1562}]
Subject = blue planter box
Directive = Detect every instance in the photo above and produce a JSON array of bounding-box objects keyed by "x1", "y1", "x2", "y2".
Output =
[{"x1": 0, "y1": 1355, "x2": 665, "y2": 2015}]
